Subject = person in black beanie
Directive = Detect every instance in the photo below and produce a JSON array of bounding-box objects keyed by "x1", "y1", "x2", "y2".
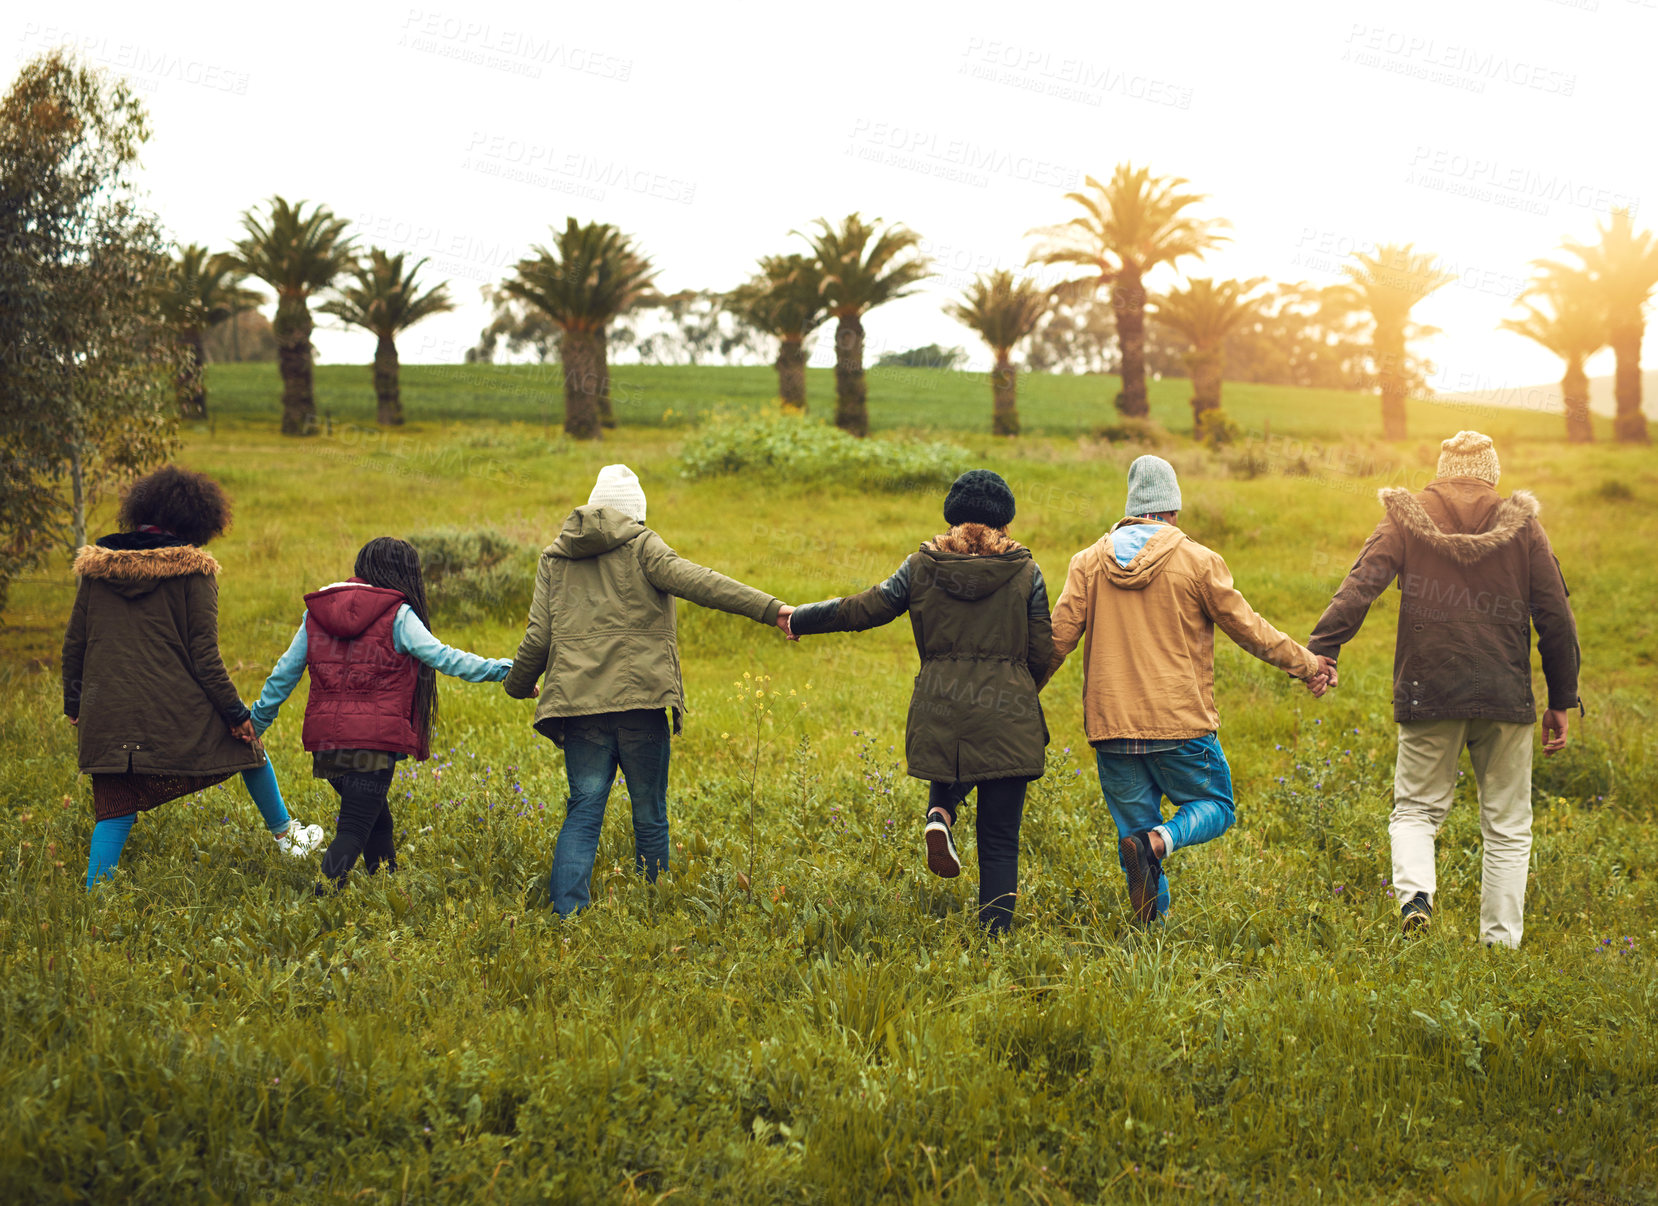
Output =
[{"x1": 786, "y1": 469, "x2": 1052, "y2": 935}]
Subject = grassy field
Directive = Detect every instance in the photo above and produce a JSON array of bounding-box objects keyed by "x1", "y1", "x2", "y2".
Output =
[{"x1": 1, "y1": 364, "x2": 1654, "y2": 1204}]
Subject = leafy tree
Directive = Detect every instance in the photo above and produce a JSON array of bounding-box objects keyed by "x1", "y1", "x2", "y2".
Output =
[
  {"x1": 470, "y1": 284, "x2": 562, "y2": 364},
  {"x1": 945, "y1": 272, "x2": 1049, "y2": 436},
  {"x1": 727, "y1": 255, "x2": 829, "y2": 411},
  {"x1": 797, "y1": 214, "x2": 931, "y2": 437},
  {"x1": 320, "y1": 250, "x2": 455, "y2": 426},
  {"x1": 1558, "y1": 208, "x2": 1658, "y2": 443},
  {"x1": 1221, "y1": 283, "x2": 1367, "y2": 390},
  {"x1": 503, "y1": 219, "x2": 658, "y2": 439},
  {"x1": 231, "y1": 197, "x2": 354, "y2": 435},
  {"x1": 1028, "y1": 163, "x2": 1229, "y2": 418},
  {"x1": 1024, "y1": 295, "x2": 1118, "y2": 374},
  {"x1": 154, "y1": 244, "x2": 262, "y2": 419},
  {"x1": 204, "y1": 308, "x2": 278, "y2": 363},
  {"x1": 1340, "y1": 244, "x2": 1455, "y2": 439},
  {"x1": 1501, "y1": 263, "x2": 1604, "y2": 443},
  {"x1": 623, "y1": 290, "x2": 766, "y2": 368},
  {"x1": 1149, "y1": 277, "x2": 1266, "y2": 428},
  {"x1": 0, "y1": 50, "x2": 181, "y2": 609}
]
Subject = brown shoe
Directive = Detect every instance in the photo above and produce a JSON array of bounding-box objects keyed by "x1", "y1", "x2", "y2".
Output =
[
  {"x1": 1120, "y1": 832, "x2": 1162, "y2": 924},
  {"x1": 1401, "y1": 892, "x2": 1432, "y2": 937},
  {"x1": 924, "y1": 808, "x2": 960, "y2": 878}
]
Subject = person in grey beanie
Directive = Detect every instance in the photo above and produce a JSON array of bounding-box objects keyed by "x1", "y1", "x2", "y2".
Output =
[
  {"x1": 786, "y1": 469, "x2": 1052, "y2": 935},
  {"x1": 1044, "y1": 455, "x2": 1334, "y2": 923}
]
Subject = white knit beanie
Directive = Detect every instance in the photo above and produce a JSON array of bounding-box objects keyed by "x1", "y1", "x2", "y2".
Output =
[
  {"x1": 1436, "y1": 431, "x2": 1501, "y2": 486},
  {"x1": 587, "y1": 464, "x2": 647, "y2": 522}
]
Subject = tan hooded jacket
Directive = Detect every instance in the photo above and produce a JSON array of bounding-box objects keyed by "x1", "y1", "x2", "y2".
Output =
[{"x1": 1044, "y1": 519, "x2": 1320, "y2": 742}]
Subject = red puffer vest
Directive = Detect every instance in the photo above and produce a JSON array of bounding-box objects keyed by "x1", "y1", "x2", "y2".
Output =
[{"x1": 300, "y1": 580, "x2": 427, "y2": 759}]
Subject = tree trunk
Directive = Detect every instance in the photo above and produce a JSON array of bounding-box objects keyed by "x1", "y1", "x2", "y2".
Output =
[
  {"x1": 375, "y1": 332, "x2": 403, "y2": 425},
  {"x1": 991, "y1": 349, "x2": 1019, "y2": 436},
  {"x1": 1561, "y1": 357, "x2": 1594, "y2": 443},
  {"x1": 832, "y1": 314, "x2": 868, "y2": 437},
  {"x1": 1375, "y1": 321, "x2": 1408, "y2": 440},
  {"x1": 179, "y1": 331, "x2": 208, "y2": 420},
  {"x1": 69, "y1": 439, "x2": 87, "y2": 550},
  {"x1": 274, "y1": 296, "x2": 317, "y2": 436},
  {"x1": 561, "y1": 328, "x2": 603, "y2": 440},
  {"x1": 1111, "y1": 268, "x2": 1148, "y2": 417},
  {"x1": 1186, "y1": 347, "x2": 1223, "y2": 429},
  {"x1": 776, "y1": 336, "x2": 808, "y2": 413},
  {"x1": 596, "y1": 327, "x2": 616, "y2": 428},
  {"x1": 1610, "y1": 320, "x2": 1648, "y2": 443}
]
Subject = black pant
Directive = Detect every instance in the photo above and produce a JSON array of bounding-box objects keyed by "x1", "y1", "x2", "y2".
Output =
[
  {"x1": 928, "y1": 778, "x2": 1027, "y2": 934},
  {"x1": 320, "y1": 768, "x2": 397, "y2": 888}
]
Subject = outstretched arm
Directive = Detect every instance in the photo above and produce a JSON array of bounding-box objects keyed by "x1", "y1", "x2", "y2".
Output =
[
  {"x1": 1039, "y1": 550, "x2": 1089, "y2": 689},
  {"x1": 635, "y1": 532, "x2": 782, "y2": 625},
  {"x1": 250, "y1": 617, "x2": 309, "y2": 736},
  {"x1": 1200, "y1": 553, "x2": 1321, "y2": 680},
  {"x1": 504, "y1": 556, "x2": 553, "y2": 699},
  {"x1": 1527, "y1": 520, "x2": 1579, "y2": 755},
  {"x1": 787, "y1": 558, "x2": 912, "y2": 636},
  {"x1": 1025, "y1": 566, "x2": 1054, "y2": 685},
  {"x1": 185, "y1": 575, "x2": 254, "y2": 727},
  {"x1": 394, "y1": 606, "x2": 512, "y2": 682},
  {"x1": 1308, "y1": 519, "x2": 1404, "y2": 662}
]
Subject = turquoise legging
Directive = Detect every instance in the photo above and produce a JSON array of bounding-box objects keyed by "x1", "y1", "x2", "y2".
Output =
[{"x1": 85, "y1": 757, "x2": 292, "y2": 888}]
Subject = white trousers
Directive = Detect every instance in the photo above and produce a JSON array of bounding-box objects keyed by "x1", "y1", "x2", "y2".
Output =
[{"x1": 1391, "y1": 718, "x2": 1534, "y2": 948}]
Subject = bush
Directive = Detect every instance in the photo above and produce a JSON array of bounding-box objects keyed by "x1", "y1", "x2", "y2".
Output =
[
  {"x1": 405, "y1": 527, "x2": 535, "y2": 623},
  {"x1": 1091, "y1": 418, "x2": 1165, "y2": 444},
  {"x1": 680, "y1": 414, "x2": 970, "y2": 491},
  {"x1": 1194, "y1": 409, "x2": 1242, "y2": 449}
]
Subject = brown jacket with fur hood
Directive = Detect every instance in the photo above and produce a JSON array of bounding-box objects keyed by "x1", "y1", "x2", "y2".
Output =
[
  {"x1": 1046, "y1": 518, "x2": 1321, "y2": 742},
  {"x1": 1309, "y1": 477, "x2": 1579, "y2": 724},
  {"x1": 62, "y1": 532, "x2": 261, "y2": 777},
  {"x1": 788, "y1": 524, "x2": 1052, "y2": 782}
]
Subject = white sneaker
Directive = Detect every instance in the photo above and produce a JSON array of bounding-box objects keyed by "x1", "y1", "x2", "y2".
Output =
[{"x1": 273, "y1": 822, "x2": 325, "y2": 858}]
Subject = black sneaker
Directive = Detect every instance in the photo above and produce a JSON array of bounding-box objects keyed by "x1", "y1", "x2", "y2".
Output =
[
  {"x1": 924, "y1": 808, "x2": 961, "y2": 878},
  {"x1": 1120, "y1": 832, "x2": 1163, "y2": 924},
  {"x1": 1401, "y1": 892, "x2": 1432, "y2": 937}
]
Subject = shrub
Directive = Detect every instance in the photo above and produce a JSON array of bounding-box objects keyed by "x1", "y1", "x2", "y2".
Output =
[
  {"x1": 1091, "y1": 418, "x2": 1165, "y2": 444},
  {"x1": 679, "y1": 414, "x2": 969, "y2": 491},
  {"x1": 405, "y1": 527, "x2": 535, "y2": 623},
  {"x1": 1194, "y1": 409, "x2": 1242, "y2": 449}
]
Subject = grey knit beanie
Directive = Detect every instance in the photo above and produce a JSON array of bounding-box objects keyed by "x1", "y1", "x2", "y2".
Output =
[{"x1": 1124, "y1": 455, "x2": 1182, "y2": 517}]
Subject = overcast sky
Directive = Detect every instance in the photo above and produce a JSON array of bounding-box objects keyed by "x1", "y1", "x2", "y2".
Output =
[{"x1": 10, "y1": 0, "x2": 1652, "y2": 402}]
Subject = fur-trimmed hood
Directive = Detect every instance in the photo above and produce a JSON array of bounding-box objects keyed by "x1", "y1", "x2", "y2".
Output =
[
  {"x1": 74, "y1": 540, "x2": 220, "y2": 598},
  {"x1": 920, "y1": 524, "x2": 1031, "y2": 602},
  {"x1": 926, "y1": 523, "x2": 1024, "y2": 557},
  {"x1": 1379, "y1": 482, "x2": 1540, "y2": 566}
]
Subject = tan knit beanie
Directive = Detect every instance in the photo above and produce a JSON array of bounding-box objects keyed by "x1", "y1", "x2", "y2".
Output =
[{"x1": 1436, "y1": 431, "x2": 1500, "y2": 486}]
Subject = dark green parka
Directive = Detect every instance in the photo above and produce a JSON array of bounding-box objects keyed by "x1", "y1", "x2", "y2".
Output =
[{"x1": 790, "y1": 524, "x2": 1052, "y2": 782}]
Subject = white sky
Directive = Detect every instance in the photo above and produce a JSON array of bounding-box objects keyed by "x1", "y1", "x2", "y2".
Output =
[{"x1": 10, "y1": 0, "x2": 1652, "y2": 398}]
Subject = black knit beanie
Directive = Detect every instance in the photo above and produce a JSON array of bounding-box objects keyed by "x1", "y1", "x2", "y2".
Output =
[{"x1": 942, "y1": 469, "x2": 1015, "y2": 529}]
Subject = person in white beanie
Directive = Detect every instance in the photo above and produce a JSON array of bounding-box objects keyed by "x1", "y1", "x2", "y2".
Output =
[
  {"x1": 504, "y1": 464, "x2": 794, "y2": 915},
  {"x1": 1043, "y1": 455, "x2": 1335, "y2": 924},
  {"x1": 1310, "y1": 431, "x2": 1580, "y2": 947}
]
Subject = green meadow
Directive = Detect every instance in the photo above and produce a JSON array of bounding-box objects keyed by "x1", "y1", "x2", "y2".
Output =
[{"x1": 1, "y1": 363, "x2": 1654, "y2": 1204}]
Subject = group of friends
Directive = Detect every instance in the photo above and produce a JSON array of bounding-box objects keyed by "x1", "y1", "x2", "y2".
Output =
[{"x1": 63, "y1": 429, "x2": 1580, "y2": 947}]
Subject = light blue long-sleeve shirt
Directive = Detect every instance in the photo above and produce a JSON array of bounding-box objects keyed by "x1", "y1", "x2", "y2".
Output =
[{"x1": 250, "y1": 605, "x2": 510, "y2": 735}]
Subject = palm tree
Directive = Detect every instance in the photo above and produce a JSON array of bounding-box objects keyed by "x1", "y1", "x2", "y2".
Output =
[
  {"x1": 1148, "y1": 277, "x2": 1266, "y2": 429},
  {"x1": 503, "y1": 219, "x2": 658, "y2": 440},
  {"x1": 727, "y1": 254, "x2": 829, "y2": 412},
  {"x1": 1559, "y1": 208, "x2": 1658, "y2": 443},
  {"x1": 796, "y1": 214, "x2": 930, "y2": 437},
  {"x1": 944, "y1": 271, "x2": 1049, "y2": 436},
  {"x1": 154, "y1": 244, "x2": 262, "y2": 420},
  {"x1": 231, "y1": 197, "x2": 354, "y2": 435},
  {"x1": 1500, "y1": 264, "x2": 1604, "y2": 443},
  {"x1": 1027, "y1": 163, "x2": 1230, "y2": 418},
  {"x1": 1340, "y1": 244, "x2": 1455, "y2": 440},
  {"x1": 319, "y1": 250, "x2": 455, "y2": 426}
]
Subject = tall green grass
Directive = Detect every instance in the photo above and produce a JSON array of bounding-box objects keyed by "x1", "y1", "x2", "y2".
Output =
[{"x1": 1, "y1": 377, "x2": 1653, "y2": 1203}]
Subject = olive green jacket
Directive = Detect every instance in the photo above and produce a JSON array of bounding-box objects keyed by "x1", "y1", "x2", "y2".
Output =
[{"x1": 503, "y1": 506, "x2": 782, "y2": 744}]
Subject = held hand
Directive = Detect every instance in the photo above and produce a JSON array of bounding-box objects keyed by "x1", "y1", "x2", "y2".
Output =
[
  {"x1": 1542, "y1": 708, "x2": 1569, "y2": 757},
  {"x1": 66, "y1": 715, "x2": 78, "y2": 726},
  {"x1": 1315, "y1": 655, "x2": 1339, "y2": 691},
  {"x1": 776, "y1": 605, "x2": 798, "y2": 641},
  {"x1": 230, "y1": 718, "x2": 257, "y2": 744}
]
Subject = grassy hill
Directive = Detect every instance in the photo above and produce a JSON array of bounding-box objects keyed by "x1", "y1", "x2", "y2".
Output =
[{"x1": 1, "y1": 366, "x2": 1654, "y2": 1202}]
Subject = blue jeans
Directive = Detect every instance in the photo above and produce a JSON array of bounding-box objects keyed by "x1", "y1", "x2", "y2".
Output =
[
  {"x1": 549, "y1": 710, "x2": 672, "y2": 915},
  {"x1": 1094, "y1": 734, "x2": 1236, "y2": 916}
]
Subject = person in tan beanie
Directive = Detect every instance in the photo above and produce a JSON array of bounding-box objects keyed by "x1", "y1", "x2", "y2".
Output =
[{"x1": 1309, "y1": 431, "x2": 1580, "y2": 948}]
